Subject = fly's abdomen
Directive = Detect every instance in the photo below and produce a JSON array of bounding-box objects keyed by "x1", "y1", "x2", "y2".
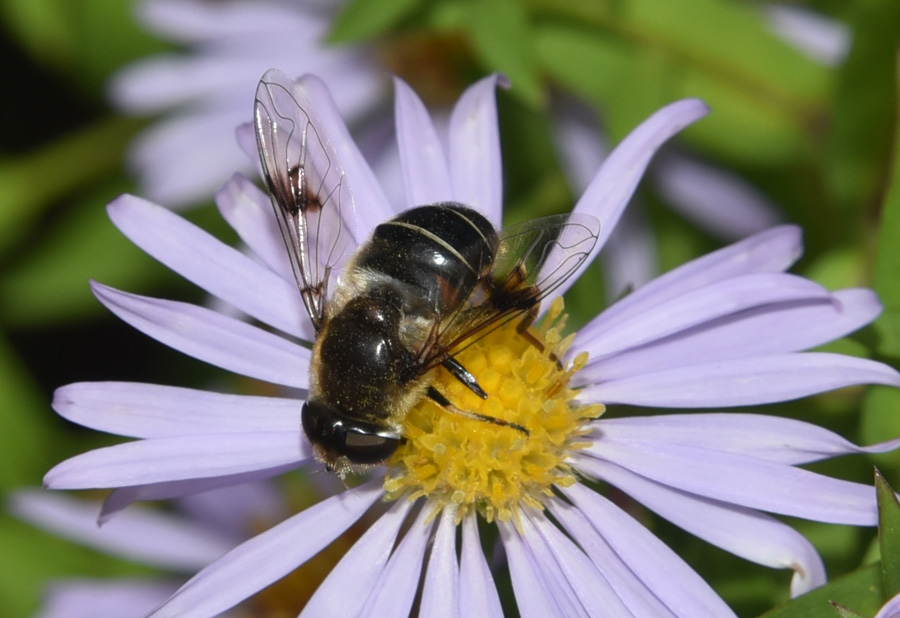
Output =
[{"x1": 355, "y1": 203, "x2": 498, "y2": 314}]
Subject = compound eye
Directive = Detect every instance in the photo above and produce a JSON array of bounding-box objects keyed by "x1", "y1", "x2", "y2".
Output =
[
  {"x1": 301, "y1": 401, "x2": 331, "y2": 444},
  {"x1": 343, "y1": 429, "x2": 400, "y2": 465}
]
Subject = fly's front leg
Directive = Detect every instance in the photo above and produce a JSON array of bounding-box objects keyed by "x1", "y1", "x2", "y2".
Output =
[
  {"x1": 426, "y1": 386, "x2": 528, "y2": 435},
  {"x1": 441, "y1": 357, "x2": 488, "y2": 399}
]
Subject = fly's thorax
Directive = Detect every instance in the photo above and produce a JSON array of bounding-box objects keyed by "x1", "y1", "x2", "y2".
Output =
[{"x1": 352, "y1": 203, "x2": 498, "y2": 318}]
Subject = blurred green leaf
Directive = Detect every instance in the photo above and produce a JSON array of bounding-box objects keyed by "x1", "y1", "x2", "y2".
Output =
[
  {"x1": 75, "y1": 0, "x2": 173, "y2": 91},
  {"x1": 612, "y1": 0, "x2": 831, "y2": 104},
  {"x1": 465, "y1": 0, "x2": 543, "y2": 106},
  {"x1": 0, "y1": 0, "x2": 168, "y2": 91},
  {"x1": 0, "y1": 181, "x2": 158, "y2": 325},
  {"x1": 0, "y1": 0, "x2": 74, "y2": 70},
  {"x1": 861, "y1": 387, "x2": 900, "y2": 472},
  {"x1": 531, "y1": 0, "x2": 831, "y2": 101},
  {"x1": 536, "y1": 21, "x2": 807, "y2": 164},
  {"x1": 875, "y1": 311, "x2": 900, "y2": 361},
  {"x1": 876, "y1": 469, "x2": 900, "y2": 597},
  {"x1": 0, "y1": 116, "x2": 141, "y2": 255},
  {"x1": 873, "y1": 53, "x2": 900, "y2": 358},
  {"x1": 0, "y1": 186, "x2": 232, "y2": 325},
  {"x1": 804, "y1": 245, "x2": 867, "y2": 292},
  {"x1": 759, "y1": 563, "x2": 883, "y2": 618},
  {"x1": 0, "y1": 512, "x2": 160, "y2": 618},
  {"x1": 826, "y1": 0, "x2": 900, "y2": 212},
  {"x1": 0, "y1": 331, "x2": 60, "y2": 489},
  {"x1": 533, "y1": 0, "x2": 830, "y2": 162},
  {"x1": 535, "y1": 22, "x2": 632, "y2": 107},
  {"x1": 676, "y1": 67, "x2": 807, "y2": 165},
  {"x1": 330, "y1": 0, "x2": 422, "y2": 42}
]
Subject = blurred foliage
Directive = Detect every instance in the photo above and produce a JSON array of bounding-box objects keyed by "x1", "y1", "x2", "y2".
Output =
[{"x1": 1, "y1": 0, "x2": 899, "y2": 616}]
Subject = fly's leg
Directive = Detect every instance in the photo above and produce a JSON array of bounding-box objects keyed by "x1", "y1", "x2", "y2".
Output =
[{"x1": 426, "y1": 386, "x2": 529, "y2": 435}]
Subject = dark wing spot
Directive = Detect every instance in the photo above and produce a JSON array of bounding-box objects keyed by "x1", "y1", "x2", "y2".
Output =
[{"x1": 289, "y1": 164, "x2": 323, "y2": 215}]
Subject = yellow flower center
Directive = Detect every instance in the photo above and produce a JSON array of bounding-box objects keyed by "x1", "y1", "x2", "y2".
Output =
[{"x1": 384, "y1": 298, "x2": 604, "y2": 526}]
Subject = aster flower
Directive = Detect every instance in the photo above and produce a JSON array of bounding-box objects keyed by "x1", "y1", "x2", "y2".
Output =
[
  {"x1": 110, "y1": 0, "x2": 384, "y2": 207},
  {"x1": 45, "y1": 73, "x2": 900, "y2": 617}
]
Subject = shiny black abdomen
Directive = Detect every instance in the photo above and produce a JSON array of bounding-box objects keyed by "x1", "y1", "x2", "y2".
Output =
[
  {"x1": 354, "y1": 203, "x2": 498, "y2": 316},
  {"x1": 317, "y1": 295, "x2": 414, "y2": 419}
]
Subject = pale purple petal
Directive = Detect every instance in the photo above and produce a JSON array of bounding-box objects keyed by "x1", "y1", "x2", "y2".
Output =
[
  {"x1": 358, "y1": 505, "x2": 434, "y2": 618},
  {"x1": 582, "y1": 273, "x2": 829, "y2": 358},
  {"x1": 576, "y1": 224, "x2": 803, "y2": 340},
  {"x1": 498, "y1": 520, "x2": 565, "y2": 618},
  {"x1": 99, "y1": 465, "x2": 297, "y2": 523},
  {"x1": 133, "y1": 0, "x2": 324, "y2": 47},
  {"x1": 235, "y1": 122, "x2": 258, "y2": 167},
  {"x1": 580, "y1": 457, "x2": 826, "y2": 596},
  {"x1": 552, "y1": 96, "x2": 608, "y2": 194},
  {"x1": 525, "y1": 511, "x2": 633, "y2": 615},
  {"x1": 653, "y1": 153, "x2": 783, "y2": 241},
  {"x1": 10, "y1": 490, "x2": 232, "y2": 570},
  {"x1": 448, "y1": 74, "x2": 507, "y2": 227},
  {"x1": 394, "y1": 77, "x2": 453, "y2": 209},
  {"x1": 146, "y1": 482, "x2": 383, "y2": 618},
  {"x1": 876, "y1": 592, "x2": 900, "y2": 618},
  {"x1": 420, "y1": 506, "x2": 461, "y2": 618},
  {"x1": 112, "y1": 55, "x2": 268, "y2": 113},
  {"x1": 590, "y1": 412, "x2": 900, "y2": 466},
  {"x1": 215, "y1": 174, "x2": 295, "y2": 282},
  {"x1": 548, "y1": 98, "x2": 710, "y2": 304},
  {"x1": 115, "y1": 47, "x2": 367, "y2": 114},
  {"x1": 562, "y1": 483, "x2": 739, "y2": 617},
  {"x1": 92, "y1": 283, "x2": 309, "y2": 388},
  {"x1": 765, "y1": 3, "x2": 851, "y2": 66},
  {"x1": 587, "y1": 440, "x2": 879, "y2": 524},
  {"x1": 110, "y1": 2, "x2": 344, "y2": 111},
  {"x1": 459, "y1": 513, "x2": 503, "y2": 618},
  {"x1": 45, "y1": 432, "x2": 309, "y2": 490},
  {"x1": 175, "y1": 482, "x2": 286, "y2": 540},
  {"x1": 53, "y1": 382, "x2": 299, "y2": 439},
  {"x1": 301, "y1": 499, "x2": 413, "y2": 618},
  {"x1": 107, "y1": 195, "x2": 309, "y2": 339},
  {"x1": 549, "y1": 500, "x2": 678, "y2": 618},
  {"x1": 578, "y1": 288, "x2": 883, "y2": 383},
  {"x1": 111, "y1": 0, "x2": 386, "y2": 208},
  {"x1": 581, "y1": 352, "x2": 900, "y2": 407},
  {"x1": 36, "y1": 579, "x2": 178, "y2": 618},
  {"x1": 298, "y1": 74, "x2": 395, "y2": 235},
  {"x1": 508, "y1": 517, "x2": 586, "y2": 618},
  {"x1": 599, "y1": 204, "x2": 658, "y2": 299},
  {"x1": 126, "y1": 108, "x2": 252, "y2": 208},
  {"x1": 552, "y1": 102, "x2": 659, "y2": 297}
]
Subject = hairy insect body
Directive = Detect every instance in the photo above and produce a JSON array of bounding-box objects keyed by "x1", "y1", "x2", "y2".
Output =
[
  {"x1": 255, "y1": 69, "x2": 599, "y2": 474},
  {"x1": 307, "y1": 203, "x2": 498, "y2": 467}
]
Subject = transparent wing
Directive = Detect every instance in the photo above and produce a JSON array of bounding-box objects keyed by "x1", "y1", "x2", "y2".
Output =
[
  {"x1": 421, "y1": 213, "x2": 600, "y2": 365},
  {"x1": 254, "y1": 69, "x2": 358, "y2": 332}
]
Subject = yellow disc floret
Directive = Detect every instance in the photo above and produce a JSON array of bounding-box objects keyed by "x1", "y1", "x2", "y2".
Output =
[{"x1": 384, "y1": 298, "x2": 604, "y2": 527}]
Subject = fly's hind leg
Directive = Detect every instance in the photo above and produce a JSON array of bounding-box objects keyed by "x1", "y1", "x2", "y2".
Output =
[
  {"x1": 427, "y1": 386, "x2": 529, "y2": 436},
  {"x1": 516, "y1": 304, "x2": 562, "y2": 368}
]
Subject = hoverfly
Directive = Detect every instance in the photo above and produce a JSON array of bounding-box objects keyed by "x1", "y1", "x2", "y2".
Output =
[{"x1": 254, "y1": 69, "x2": 600, "y2": 475}]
